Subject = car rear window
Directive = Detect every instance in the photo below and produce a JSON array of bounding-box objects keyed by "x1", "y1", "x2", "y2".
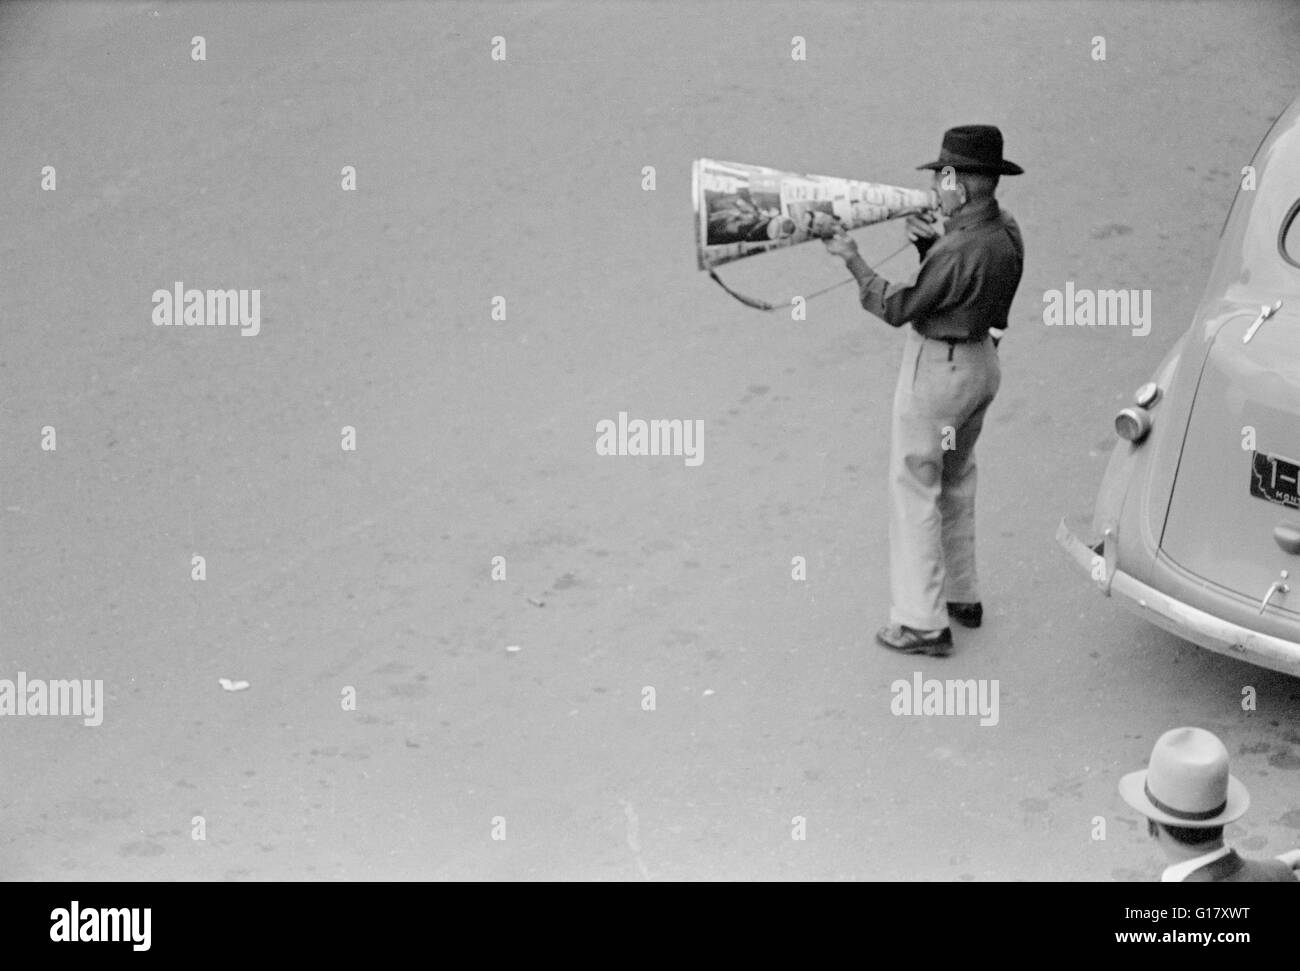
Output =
[{"x1": 1283, "y1": 199, "x2": 1300, "y2": 267}]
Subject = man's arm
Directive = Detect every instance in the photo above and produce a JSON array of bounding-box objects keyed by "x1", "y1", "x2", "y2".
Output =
[{"x1": 830, "y1": 231, "x2": 961, "y2": 328}]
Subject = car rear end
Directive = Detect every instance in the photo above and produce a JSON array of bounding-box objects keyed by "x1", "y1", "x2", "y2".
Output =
[{"x1": 1057, "y1": 96, "x2": 1300, "y2": 677}]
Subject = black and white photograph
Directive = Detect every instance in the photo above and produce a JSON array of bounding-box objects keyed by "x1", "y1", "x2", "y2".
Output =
[{"x1": 1, "y1": 0, "x2": 1299, "y2": 943}]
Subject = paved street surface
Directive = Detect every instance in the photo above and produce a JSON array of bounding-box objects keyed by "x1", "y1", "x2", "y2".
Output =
[{"x1": 2, "y1": 0, "x2": 1298, "y2": 881}]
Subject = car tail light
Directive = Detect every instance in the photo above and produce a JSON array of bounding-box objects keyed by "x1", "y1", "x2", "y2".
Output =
[{"x1": 1115, "y1": 406, "x2": 1152, "y2": 442}]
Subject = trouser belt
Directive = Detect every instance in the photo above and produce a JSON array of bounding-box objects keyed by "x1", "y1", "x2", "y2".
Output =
[{"x1": 924, "y1": 333, "x2": 986, "y2": 360}]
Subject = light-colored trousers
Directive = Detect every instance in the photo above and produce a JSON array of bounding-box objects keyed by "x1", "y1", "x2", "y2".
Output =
[{"x1": 888, "y1": 327, "x2": 1001, "y2": 630}]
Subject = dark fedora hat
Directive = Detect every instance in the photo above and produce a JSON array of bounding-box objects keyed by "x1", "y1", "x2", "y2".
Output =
[{"x1": 917, "y1": 124, "x2": 1023, "y2": 176}]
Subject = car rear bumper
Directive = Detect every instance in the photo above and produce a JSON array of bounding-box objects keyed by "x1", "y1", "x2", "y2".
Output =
[{"x1": 1056, "y1": 517, "x2": 1300, "y2": 678}]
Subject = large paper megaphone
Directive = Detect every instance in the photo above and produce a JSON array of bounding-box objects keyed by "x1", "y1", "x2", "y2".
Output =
[{"x1": 693, "y1": 157, "x2": 936, "y2": 272}]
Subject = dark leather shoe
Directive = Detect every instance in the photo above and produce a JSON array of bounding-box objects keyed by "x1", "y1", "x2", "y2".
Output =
[
  {"x1": 946, "y1": 601, "x2": 983, "y2": 628},
  {"x1": 876, "y1": 624, "x2": 953, "y2": 657}
]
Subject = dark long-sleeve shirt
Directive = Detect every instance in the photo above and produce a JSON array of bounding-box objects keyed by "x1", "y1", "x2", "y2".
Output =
[{"x1": 844, "y1": 197, "x2": 1024, "y2": 340}]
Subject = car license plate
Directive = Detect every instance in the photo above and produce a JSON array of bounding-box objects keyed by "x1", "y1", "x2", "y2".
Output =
[{"x1": 1251, "y1": 451, "x2": 1300, "y2": 509}]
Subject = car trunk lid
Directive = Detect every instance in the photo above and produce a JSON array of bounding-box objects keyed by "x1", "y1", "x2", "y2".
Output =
[{"x1": 1161, "y1": 301, "x2": 1300, "y2": 616}]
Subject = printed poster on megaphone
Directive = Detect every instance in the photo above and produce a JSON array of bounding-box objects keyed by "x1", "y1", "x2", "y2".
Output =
[{"x1": 694, "y1": 157, "x2": 936, "y2": 271}]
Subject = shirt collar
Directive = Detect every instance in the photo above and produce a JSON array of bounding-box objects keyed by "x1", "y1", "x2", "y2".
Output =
[
  {"x1": 1162, "y1": 845, "x2": 1232, "y2": 882},
  {"x1": 944, "y1": 196, "x2": 1000, "y2": 232}
]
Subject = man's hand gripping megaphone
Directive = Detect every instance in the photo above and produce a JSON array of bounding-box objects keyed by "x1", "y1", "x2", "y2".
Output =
[{"x1": 812, "y1": 208, "x2": 942, "y2": 259}]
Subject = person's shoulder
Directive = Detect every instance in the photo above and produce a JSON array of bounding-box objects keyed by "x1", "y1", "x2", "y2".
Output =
[
  {"x1": 919, "y1": 232, "x2": 968, "y2": 276},
  {"x1": 991, "y1": 206, "x2": 1024, "y2": 257},
  {"x1": 1238, "y1": 856, "x2": 1299, "y2": 882},
  {"x1": 1211, "y1": 851, "x2": 1299, "y2": 882}
]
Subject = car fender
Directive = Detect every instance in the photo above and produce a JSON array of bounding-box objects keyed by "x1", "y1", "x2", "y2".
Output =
[{"x1": 1091, "y1": 333, "x2": 1194, "y2": 587}]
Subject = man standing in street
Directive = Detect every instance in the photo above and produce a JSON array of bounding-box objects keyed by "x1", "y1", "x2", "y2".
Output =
[
  {"x1": 823, "y1": 125, "x2": 1024, "y2": 656},
  {"x1": 1119, "y1": 727, "x2": 1300, "y2": 881}
]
